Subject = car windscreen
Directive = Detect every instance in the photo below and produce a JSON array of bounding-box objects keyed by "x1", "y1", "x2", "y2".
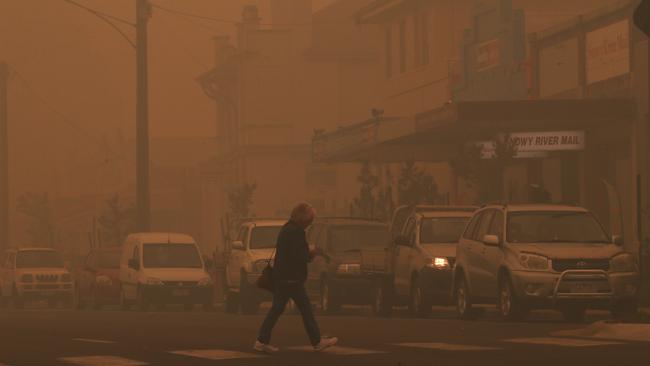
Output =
[
  {"x1": 507, "y1": 211, "x2": 610, "y2": 244},
  {"x1": 16, "y1": 251, "x2": 64, "y2": 268},
  {"x1": 249, "y1": 226, "x2": 282, "y2": 249},
  {"x1": 420, "y1": 217, "x2": 469, "y2": 244},
  {"x1": 97, "y1": 251, "x2": 120, "y2": 269},
  {"x1": 329, "y1": 225, "x2": 390, "y2": 252},
  {"x1": 142, "y1": 244, "x2": 202, "y2": 268}
]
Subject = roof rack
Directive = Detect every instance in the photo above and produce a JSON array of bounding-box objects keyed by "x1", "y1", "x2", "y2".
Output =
[{"x1": 317, "y1": 216, "x2": 385, "y2": 222}]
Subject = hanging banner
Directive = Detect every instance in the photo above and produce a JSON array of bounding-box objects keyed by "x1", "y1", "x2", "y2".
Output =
[
  {"x1": 586, "y1": 20, "x2": 630, "y2": 84},
  {"x1": 478, "y1": 131, "x2": 585, "y2": 159}
]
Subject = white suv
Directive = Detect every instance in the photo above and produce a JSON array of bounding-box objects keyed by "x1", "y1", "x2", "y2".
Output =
[
  {"x1": 223, "y1": 219, "x2": 283, "y2": 314},
  {"x1": 0, "y1": 248, "x2": 74, "y2": 308},
  {"x1": 453, "y1": 204, "x2": 639, "y2": 322}
]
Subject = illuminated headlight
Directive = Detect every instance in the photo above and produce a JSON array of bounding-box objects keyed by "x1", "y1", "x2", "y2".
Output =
[
  {"x1": 426, "y1": 257, "x2": 450, "y2": 270},
  {"x1": 197, "y1": 276, "x2": 213, "y2": 287},
  {"x1": 61, "y1": 273, "x2": 72, "y2": 283},
  {"x1": 21, "y1": 274, "x2": 34, "y2": 283},
  {"x1": 519, "y1": 253, "x2": 550, "y2": 271},
  {"x1": 336, "y1": 263, "x2": 361, "y2": 274},
  {"x1": 253, "y1": 260, "x2": 271, "y2": 273},
  {"x1": 610, "y1": 253, "x2": 637, "y2": 273},
  {"x1": 142, "y1": 277, "x2": 163, "y2": 286},
  {"x1": 95, "y1": 275, "x2": 113, "y2": 286}
]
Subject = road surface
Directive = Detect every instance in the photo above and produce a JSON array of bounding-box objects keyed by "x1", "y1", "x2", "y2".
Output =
[{"x1": 0, "y1": 305, "x2": 648, "y2": 365}]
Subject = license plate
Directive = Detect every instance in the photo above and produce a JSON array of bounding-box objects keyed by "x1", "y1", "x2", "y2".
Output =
[
  {"x1": 570, "y1": 283, "x2": 597, "y2": 293},
  {"x1": 172, "y1": 289, "x2": 190, "y2": 297}
]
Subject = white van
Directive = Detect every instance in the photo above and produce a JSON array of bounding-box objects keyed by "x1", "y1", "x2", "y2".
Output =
[{"x1": 119, "y1": 233, "x2": 214, "y2": 311}]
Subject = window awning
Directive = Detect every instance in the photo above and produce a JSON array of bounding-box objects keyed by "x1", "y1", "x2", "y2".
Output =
[{"x1": 312, "y1": 99, "x2": 637, "y2": 163}]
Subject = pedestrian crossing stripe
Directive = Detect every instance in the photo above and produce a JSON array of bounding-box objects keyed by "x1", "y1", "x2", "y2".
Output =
[
  {"x1": 59, "y1": 356, "x2": 148, "y2": 366},
  {"x1": 170, "y1": 349, "x2": 264, "y2": 360},
  {"x1": 505, "y1": 337, "x2": 623, "y2": 347},
  {"x1": 393, "y1": 343, "x2": 501, "y2": 351},
  {"x1": 72, "y1": 338, "x2": 117, "y2": 344},
  {"x1": 287, "y1": 346, "x2": 386, "y2": 355}
]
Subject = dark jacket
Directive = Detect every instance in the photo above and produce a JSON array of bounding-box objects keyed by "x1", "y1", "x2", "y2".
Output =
[{"x1": 273, "y1": 220, "x2": 311, "y2": 283}]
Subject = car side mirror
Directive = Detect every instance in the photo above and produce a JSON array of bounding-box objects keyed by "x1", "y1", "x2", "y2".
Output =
[
  {"x1": 483, "y1": 234, "x2": 500, "y2": 246},
  {"x1": 128, "y1": 258, "x2": 140, "y2": 270},
  {"x1": 395, "y1": 235, "x2": 410, "y2": 247},
  {"x1": 612, "y1": 235, "x2": 623, "y2": 246},
  {"x1": 231, "y1": 240, "x2": 244, "y2": 251}
]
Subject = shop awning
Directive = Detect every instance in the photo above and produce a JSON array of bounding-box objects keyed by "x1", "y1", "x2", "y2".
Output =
[{"x1": 312, "y1": 99, "x2": 637, "y2": 163}]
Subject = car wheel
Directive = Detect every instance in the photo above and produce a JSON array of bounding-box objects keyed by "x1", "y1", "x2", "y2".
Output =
[
  {"x1": 224, "y1": 290, "x2": 239, "y2": 314},
  {"x1": 239, "y1": 277, "x2": 259, "y2": 315},
  {"x1": 455, "y1": 276, "x2": 477, "y2": 320},
  {"x1": 498, "y1": 276, "x2": 529, "y2": 321},
  {"x1": 119, "y1": 289, "x2": 131, "y2": 311},
  {"x1": 90, "y1": 291, "x2": 102, "y2": 311},
  {"x1": 320, "y1": 280, "x2": 339, "y2": 314},
  {"x1": 562, "y1": 304, "x2": 587, "y2": 323},
  {"x1": 136, "y1": 287, "x2": 150, "y2": 312},
  {"x1": 611, "y1": 300, "x2": 638, "y2": 322}
]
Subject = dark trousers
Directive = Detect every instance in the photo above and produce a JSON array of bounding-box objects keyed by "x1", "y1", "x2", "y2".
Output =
[{"x1": 257, "y1": 281, "x2": 321, "y2": 346}]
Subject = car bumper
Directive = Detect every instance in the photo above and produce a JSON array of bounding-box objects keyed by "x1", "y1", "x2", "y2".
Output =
[
  {"x1": 140, "y1": 285, "x2": 213, "y2": 304},
  {"x1": 510, "y1": 270, "x2": 639, "y2": 307},
  {"x1": 419, "y1": 267, "x2": 454, "y2": 304},
  {"x1": 19, "y1": 283, "x2": 74, "y2": 298},
  {"x1": 328, "y1": 275, "x2": 375, "y2": 305}
]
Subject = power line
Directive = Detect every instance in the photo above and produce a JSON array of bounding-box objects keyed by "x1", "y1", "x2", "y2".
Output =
[{"x1": 62, "y1": 0, "x2": 136, "y2": 49}]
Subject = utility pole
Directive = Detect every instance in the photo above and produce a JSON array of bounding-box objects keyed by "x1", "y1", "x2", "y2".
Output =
[
  {"x1": 136, "y1": 0, "x2": 151, "y2": 232},
  {"x1": 0, "y1": 62, "x2": 8, "y2": 251}
]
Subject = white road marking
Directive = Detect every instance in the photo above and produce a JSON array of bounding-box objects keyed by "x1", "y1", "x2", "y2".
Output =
[
  {"x1": 59, "y1": 356, "x2": 148, "y2": 366},
  {"x1": 287, "y1": 346, "x2": 386, "y2": 355},
  {"x1": 505, "y1": 337, "x2": 623, "y2": 347},
  {"x1": 170, "y1": 349, "x2": 263, "y2": 360},
  {"x1": 72, "y1": 338, "x2": 116, "y2": 344},
  {"x1": 393, "y1": 343, "x2": 501, "y2": 351}
]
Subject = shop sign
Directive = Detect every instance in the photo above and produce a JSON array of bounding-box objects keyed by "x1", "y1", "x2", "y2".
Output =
[
  {"x1": 586, "y1": 20, "x2": 630, "y2": 84},
  {"x1": 478, "y1": 131, "x2": 585, "y2": 159},
  {"x1": 476, "y1": 39, "x2": 501, "y2": 71},
  {"x1": 539, "y1": 38, "x2": 579, "y2": 97},
  {"x1": 313, "y1": 123, "x2": 378, "y2": 161}
]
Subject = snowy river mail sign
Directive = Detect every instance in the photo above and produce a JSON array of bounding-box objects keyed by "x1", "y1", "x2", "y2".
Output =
[{"x1": 509, "y1": 131, "x2": 585, "y2": 152}]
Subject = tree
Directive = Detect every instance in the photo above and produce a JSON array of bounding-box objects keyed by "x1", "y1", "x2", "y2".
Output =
[
  {"x1": 16, "y1": 192, "x2": 55, "y2": 246},
  {"x1": 397, "y1": 161, "x2": 440, "y2": 206},
  {"x1": 350, "y1": 162, "x2": 379, "y2": 219},
  {"x1": 228, "y1": 182, "x2": 257, "y2": 220},
  {"x1": 97, "y1": 194, "x2": 136, "y2": 246}
]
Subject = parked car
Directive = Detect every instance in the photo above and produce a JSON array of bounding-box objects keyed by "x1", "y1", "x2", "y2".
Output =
[
  {"x1": 75, "y1": 247, "x2": 121, "y2": 309},
  {"x1": 0, "y1": 248, "x2": 74, "y2": 309},
  {"x1": 223, "y1": 219, "x2": 284, "y2": 314},
  {"x1": 388, "y1": 209, "x2": 474, "y2": 317},
  {"x1": 389, "y1": 205, "x2": 477, "y2": 239},
  {"x1": 305, "y1": 218, "x2": 391, "y2": 313},
  {"x1": 452, "y1": 204, "x2": 640, "y2": 322},
  {"x1": 119, "y1": 233, "x2": 214, "y2": 311}
]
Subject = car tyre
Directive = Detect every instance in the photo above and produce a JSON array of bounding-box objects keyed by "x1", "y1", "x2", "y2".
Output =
[
  {"x1": 455, "y1": 276, "x2": 477, "y2": 320},
  {"x1": 239, "y1": 277, "x2": 259, "y2": 315},
  {"x1": 320, "y1": 279, "x2": 340, "y2": 314},
  {"x1": 498, "y1": 276, "x2": 529, "y2": 321},
  {"x1": 562, "y1": 304, "x2": 587, "y2": 323},
  {"x1": 119, "y1": 289, "x2": 131, "y2": 311}
]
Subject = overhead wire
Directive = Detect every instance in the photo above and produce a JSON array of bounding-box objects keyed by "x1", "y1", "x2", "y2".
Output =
[{"x1": 62, "y1": 0, "x2": 136, "y2": 49}]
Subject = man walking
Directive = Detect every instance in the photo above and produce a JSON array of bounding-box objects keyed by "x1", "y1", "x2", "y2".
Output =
[{"x1": 254, "y1": 203, "x2": 338, "y2": 354}]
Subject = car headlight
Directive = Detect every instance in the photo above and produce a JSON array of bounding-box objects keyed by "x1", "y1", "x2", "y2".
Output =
[
  {"x1": 519, "y1": 253, "x2": 550, "y2": 271},
  {"x1": 61, "y1": 273, "x2": 72, "y2": 283},
  {"x1": 426, "y1": 257, "x2": 450, "y2": 270},
  {"x1": 142, "y1": 277, "x2": 164, "y2": 286},
  {"x1": 336, "y1": 263, "x2": 361, "y2": 274},
  {"x1": 610, "y1": 253, "x2": 637, "y2": 273},
  {"x1": 95, "y1": 275, "x2": 113, "y2": 286},
  {"x1": 253, "y1": 260, "x2": 271, "y2": 273},
  {"x1": 198, "y1": 276, "x2": 213, "y2": 286},
  {"x1": 21, "y1": 274, "x2": 34, "y2": 283}
]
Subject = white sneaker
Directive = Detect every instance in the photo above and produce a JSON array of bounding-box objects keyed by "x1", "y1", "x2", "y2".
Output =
[
  {"x1": 314, "y1": 337, "x2": 338, "y2": 351},
  {"x1": 254, "y1": 340, "x2": 279, "y2": 354}
]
